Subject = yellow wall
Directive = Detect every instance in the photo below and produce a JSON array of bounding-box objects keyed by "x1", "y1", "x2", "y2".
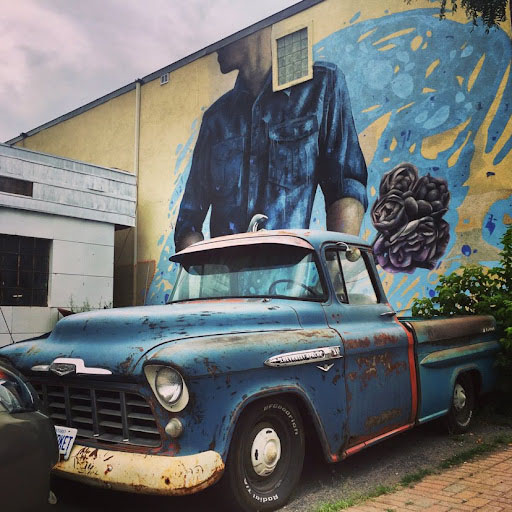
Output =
[
  {"x1": 20, "y1": 90, "x2": 136, "y2": 172},
  {"x1": 137, "y1": 55, "x2": 236, "y2": 268}
]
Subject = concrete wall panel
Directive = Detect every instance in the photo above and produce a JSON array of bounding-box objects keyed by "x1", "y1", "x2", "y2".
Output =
[
  {"x1": 1, "y1": 208, "x2": 114, "y2": 246},
  {"x1": 52, "y1": 240, "x2": 114, "y2": 278},
  {"x1": 11, "y1": 307, "x2": 58, "y2": 334},
  {"x1": 49, "y1": 274, "x2": 113, "y2": 309}
]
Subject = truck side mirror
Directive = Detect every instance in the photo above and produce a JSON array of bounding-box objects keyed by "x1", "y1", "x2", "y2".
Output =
[{"x1": 346, "y1": 248, "x2": 361, "y2": 262}]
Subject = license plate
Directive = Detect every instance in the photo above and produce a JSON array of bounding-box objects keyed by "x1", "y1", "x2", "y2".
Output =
[{"x1": 55, "y1": 425, "x2": 77, "y2": 460}]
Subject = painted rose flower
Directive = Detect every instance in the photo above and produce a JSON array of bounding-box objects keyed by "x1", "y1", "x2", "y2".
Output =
[
  {"x1": 412, "y1": 174, "x2": 450, "y2": 218},
  {"x1": 372, "y1": 163, "x2": 451, "y2": 274},
  {"x1": 379, "y1": 162, "x2": 419, "y2": 197},
  {"x1": 371, "y1": 194, "x2": 407, "y2": 233},
  {"x1": 374, "y1": 217, "x2": 450, "y2": 274}
]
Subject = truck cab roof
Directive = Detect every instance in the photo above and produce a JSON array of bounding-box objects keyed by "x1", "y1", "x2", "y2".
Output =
[{"x1": 171, "y1": 229, "x2": 370, "y2": 261}]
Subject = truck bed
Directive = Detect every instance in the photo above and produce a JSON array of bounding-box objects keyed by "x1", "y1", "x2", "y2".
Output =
[{"x1": 399, "y1": 315, "x2": 500, "y2": 424}]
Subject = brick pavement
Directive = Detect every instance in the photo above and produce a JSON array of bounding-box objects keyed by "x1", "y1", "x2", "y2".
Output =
[{"x1": 346, "y1": 445, "x2": 512, "y2": 511}]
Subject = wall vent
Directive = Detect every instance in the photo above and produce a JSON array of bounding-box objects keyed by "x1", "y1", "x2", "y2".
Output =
[{"x1": 160, "y1": 73, "x2": 169, "y2": 85}]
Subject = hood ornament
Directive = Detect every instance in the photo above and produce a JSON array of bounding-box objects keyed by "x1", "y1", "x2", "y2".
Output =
[
  {"x1": 32, "y1": 357, "x2": 112, "y2": 376},
  {"x1": 50, "y1": 361, "x2": 76, "y2": 377}
]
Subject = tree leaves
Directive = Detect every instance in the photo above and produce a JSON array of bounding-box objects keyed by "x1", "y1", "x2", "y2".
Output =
[{"x1": 405, "y1": 0, "x2": 509, "y2": 31}]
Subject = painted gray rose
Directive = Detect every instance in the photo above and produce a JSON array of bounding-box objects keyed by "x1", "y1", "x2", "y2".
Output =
[
  {"x1": 374, "y1": 218, "x2": 450, "y2": 274},
  {"x1": 379, "y1": 162, "x2": 419, "y2": 197},
  {"x1": 371, "y1": 194, "x2": 407, "y2": 233},
  {"x1": 372, "y1": 163, "x2": 451, "y2": 274},
  {"x1": 411, "y1": 174, "x2": 450, "y2": 218}
]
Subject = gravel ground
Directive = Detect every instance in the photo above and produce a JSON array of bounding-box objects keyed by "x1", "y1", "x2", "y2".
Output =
[{"x1": 48, "y1": 400, "x2": 512, "y2": 512}]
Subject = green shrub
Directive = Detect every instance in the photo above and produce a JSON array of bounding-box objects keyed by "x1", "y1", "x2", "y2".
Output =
[{"x1": 412, "y1": 225, "x2": 512, "y2": 370}]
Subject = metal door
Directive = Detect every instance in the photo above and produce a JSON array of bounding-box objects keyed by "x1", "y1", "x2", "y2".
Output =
[{"x1": 322, "y1": 244, "x2": 415, "y2": 449}]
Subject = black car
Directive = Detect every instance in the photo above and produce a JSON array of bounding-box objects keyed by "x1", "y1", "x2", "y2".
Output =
[{"x1": 0, "y1": 359, "x2": 59, "y2": 512}]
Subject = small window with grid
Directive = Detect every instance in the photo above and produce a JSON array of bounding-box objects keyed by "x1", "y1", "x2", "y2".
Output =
[
  {"x1": 0, "y1": 235, "x2": 51, "y2": 306},
  {"x1": 272, "y1": 24, "x2": 313, "y2": 92}
]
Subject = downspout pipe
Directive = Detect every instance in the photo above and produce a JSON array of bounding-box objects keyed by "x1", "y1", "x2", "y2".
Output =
[{"x1": 132, "y1": 78, "x2": 142, "y2": 306}]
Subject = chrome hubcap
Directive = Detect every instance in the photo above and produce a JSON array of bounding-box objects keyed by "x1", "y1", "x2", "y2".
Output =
[
  {"x1": 453, "y1": 383, "x2": 467, "y2": 411},
  {"x1": 251, "y1": 427, "x2": 281, "y2": 476}
]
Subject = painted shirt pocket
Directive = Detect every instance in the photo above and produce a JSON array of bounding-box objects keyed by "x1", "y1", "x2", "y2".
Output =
[
  {"x1": 210, "y1": 136, "x2": 244, "y2": 197},
  {"x1": 268, "y1": 115, "x2": 319, "y2": 190}
]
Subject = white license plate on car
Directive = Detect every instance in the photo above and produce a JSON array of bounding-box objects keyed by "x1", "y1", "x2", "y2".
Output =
[{"x1": 55, "y1": 425, "x2": 77, "y2": 460}]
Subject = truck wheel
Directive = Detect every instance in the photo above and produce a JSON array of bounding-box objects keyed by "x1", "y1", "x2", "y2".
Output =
[
  {"x1": 445, "y1": 373, "x2": 475, "y2": 434},
  {"x1": 221, "y1": 398, "x2": 305, "y2": 511}
]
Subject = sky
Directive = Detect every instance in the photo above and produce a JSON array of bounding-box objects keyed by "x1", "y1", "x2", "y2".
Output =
[{"x1": 0, "y1": 0, "x2": 301, "y2": 142}]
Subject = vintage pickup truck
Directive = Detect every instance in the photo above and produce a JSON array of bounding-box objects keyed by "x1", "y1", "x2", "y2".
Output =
[{"x1": 0, "y1": 229, "x2": 500, "y2": 511}]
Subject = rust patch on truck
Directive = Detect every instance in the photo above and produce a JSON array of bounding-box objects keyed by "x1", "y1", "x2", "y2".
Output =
[
  {"x1": 73, "y1": 446, "x2": 101, "y2": 477},
  {"x1": 203, "y1": 358, "x2": 220, "y2": 377},
  {"x1": 26, "y1": 344, "x2": 42, "y2": 356},
  {"x1": 410, "y1": 315, "x2": 496, "y2": 345},
  {"x1": 365, "y1": 408, "x2": 401, "y2": 429},
  {"x1": 118, "y1": 355, "x2": 134, "y2": 373},
  {"x1": 56, "y1": 445, "x2": 225, "y2": 496},
  {"x1": 354, "y1": 353, "x2": 407, "y2": 388},
  {"x1": 374, "y1": 333, "x2": 398, "y2": 346},
  {"x1": 345, "y1": 337, "x2": 371, "y2": 350}
]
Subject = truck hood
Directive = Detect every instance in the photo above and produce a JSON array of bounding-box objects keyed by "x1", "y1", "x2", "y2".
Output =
[{"x1": 0, "y1": 300, "x2": 300, "y2": 377}]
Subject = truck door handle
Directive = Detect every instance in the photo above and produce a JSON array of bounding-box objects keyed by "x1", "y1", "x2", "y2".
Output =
[{"x1": 380, "y1": 310, "x2": 396, "y2": 317}]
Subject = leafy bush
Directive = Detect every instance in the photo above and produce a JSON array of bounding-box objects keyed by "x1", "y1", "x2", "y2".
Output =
[{"x1": 412, "y1": 225, "x2": 512, "y2": 369}]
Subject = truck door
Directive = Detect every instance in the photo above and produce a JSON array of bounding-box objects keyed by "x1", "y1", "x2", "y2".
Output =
[{"x1": 322, "y1": 245, "x2": 415, "y2": 448}]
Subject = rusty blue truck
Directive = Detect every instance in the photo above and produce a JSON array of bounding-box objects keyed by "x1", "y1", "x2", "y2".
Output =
[{"x1": 0, "y1": 229, "x2": 500, "y2": 511}]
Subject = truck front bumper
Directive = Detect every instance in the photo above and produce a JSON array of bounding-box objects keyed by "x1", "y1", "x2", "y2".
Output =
[{"x1": 53, "y1": 444, "x2": 225, "y2": 495}]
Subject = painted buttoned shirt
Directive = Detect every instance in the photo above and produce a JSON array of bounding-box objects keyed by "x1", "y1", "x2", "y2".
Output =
[{"x1": 174, "y1": 61, "x2": 368, "y2": 244}]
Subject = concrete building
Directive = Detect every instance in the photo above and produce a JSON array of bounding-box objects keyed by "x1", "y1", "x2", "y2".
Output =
[
  {"x1": 0, "y1": 144, "x2": 136, "y2": 345},
  {"x1": 4, "y1": 0, "x2": 512, "y2": 313}
]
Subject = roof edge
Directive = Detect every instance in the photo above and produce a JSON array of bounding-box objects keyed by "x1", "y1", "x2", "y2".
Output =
[
  {"x1": 0, "y1": 143, "x2": 134, "y2": 179},
  {"x1": 5, "y1": 0, "x2": 325, "y2": 145}
]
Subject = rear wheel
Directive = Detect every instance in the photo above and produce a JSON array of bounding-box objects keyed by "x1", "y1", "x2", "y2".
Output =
[
  {"x1": 220, "y1": 398, "x2": 305, "y2": 511},
  {"x1": 445, "y1": 373, "x2": 475, "y2": 434}
]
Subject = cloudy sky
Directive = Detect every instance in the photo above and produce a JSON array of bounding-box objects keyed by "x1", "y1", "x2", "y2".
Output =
[{"x1": 0, "y1": 0, "x2": 300, "y2": 142}]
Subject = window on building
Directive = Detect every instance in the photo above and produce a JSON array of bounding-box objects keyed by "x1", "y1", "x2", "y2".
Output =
[
  {"x1": 0, "y1": 176, "x2": 33, "y2": 197},
  {"x1": 272, "y1": 23, "x2": 313, "y2": 92},
  {"x1": 0, "y1": 235, "x2": 51, "y2": 306}
]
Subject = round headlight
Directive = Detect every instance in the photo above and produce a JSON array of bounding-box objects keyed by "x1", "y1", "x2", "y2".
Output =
[{"x1": 155, "y1": 367, "x2": 183, "y2": 405}]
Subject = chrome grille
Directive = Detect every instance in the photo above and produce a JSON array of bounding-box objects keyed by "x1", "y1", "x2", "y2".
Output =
[{"x1": 32, "y1": 381, "x2": 161, "y2": 447}]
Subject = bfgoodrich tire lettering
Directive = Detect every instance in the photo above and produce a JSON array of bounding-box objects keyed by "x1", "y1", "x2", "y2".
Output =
[{"x1": 220, "y1": 398, "x2": 305, "y2": 511}]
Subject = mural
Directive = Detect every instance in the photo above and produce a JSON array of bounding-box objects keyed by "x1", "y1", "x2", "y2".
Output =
[
  {"x1": 173, "y1": 26, "x2": 367, "y2": 253},
  {"x1": 147, "y1": 7, "x2": 512, "y2": 312}
]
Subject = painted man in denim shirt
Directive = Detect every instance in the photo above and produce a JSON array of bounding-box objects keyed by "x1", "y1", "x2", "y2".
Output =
[{"x1": 175, "y1": 27, "x2": 367, "y2": 251}]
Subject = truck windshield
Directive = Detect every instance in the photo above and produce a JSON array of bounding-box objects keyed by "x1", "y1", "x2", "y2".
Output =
[{"x1": 170, "y1": 245, "x2": 326, "y2": 302}]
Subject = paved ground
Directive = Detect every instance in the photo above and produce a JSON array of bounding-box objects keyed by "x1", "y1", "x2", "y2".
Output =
[{"x1": 347, "y1": 446, "x2": 512, "y2": 511}]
